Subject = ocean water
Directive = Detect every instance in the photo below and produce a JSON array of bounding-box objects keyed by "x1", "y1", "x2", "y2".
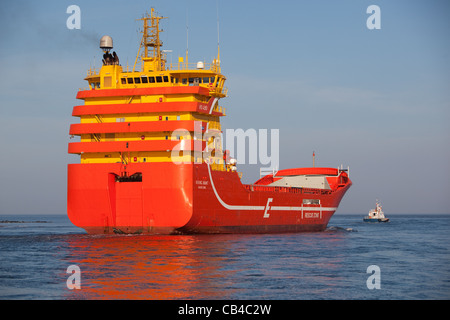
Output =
[{"x1": 0, "y1": 214, "x2": 449, "y2": 300}]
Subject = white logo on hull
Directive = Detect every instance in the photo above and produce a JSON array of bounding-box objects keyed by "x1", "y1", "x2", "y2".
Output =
[{"x1": 263, "y1": 198, "x2": 273, "y2": 218}]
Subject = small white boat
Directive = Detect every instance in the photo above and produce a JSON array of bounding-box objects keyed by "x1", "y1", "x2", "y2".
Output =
[{"x1": 364, "y1": 200, "x2": 389, "y2": 222}]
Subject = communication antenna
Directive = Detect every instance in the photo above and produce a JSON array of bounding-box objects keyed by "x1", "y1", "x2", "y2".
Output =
[
  {"x1": 186, "y1": 4, "x2": 189, "y2": 65},
  {"x1": 133, "y1": 8, "x2": 166, "y2": 71},
  {"x1": 215, "y1": 0, "x2": 221, "y2": 72},
  {"x1": 217, "y1": 0, "x2": 220, "y2": 51}
]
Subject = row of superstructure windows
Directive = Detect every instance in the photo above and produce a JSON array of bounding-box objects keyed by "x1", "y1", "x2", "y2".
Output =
[
  {"x1": 121, "y1": 75, "x2": 170, "y2": 85},
  {"x1": 120, "y1": 75, "x2": 217, "y2": 86},
  {"x1": 177, "y1": 77, "x2": 215, "y2": 85}
]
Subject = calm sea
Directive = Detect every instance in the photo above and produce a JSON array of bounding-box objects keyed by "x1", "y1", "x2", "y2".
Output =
[{"x1": 0, "y1": 214, "x2": 449, "y2": 300}]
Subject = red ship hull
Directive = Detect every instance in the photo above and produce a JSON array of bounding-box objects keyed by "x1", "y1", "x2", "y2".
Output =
[{"x1": 67, "y1": 163, "x2": 351, "y2": 234}]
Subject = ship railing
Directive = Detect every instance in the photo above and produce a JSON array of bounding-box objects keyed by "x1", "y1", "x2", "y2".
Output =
[
  {"x1": 208, "y1": 86, "x2": 228, "y2": 97},
  {"x1": 221, "y1": 87, "x2": 229, "y2": 96},
  {"x1": 244, "y1": 184, "x2": 333, "y2": 195},
  {"x1": 207, "y1": 121, "x2": 221, "y2": 131},
  {"x1": 86, "y1": 67, "x2": 99, "y2": 77},
  {"x1": 166, "y1": 62, "x2": 220, "y2": 72},
  {"x1": 337, "y1": 165, "x2": 350, "y2": 177},
  {"x1": 82, "y1": 60, "x2": 222, "y2": 77},
  {"x1": 212, "y1": 105, "x2": 226, "y2": 115}
]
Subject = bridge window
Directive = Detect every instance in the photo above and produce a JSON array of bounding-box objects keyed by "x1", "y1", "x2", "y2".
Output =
[
  {"x1": 141, "y1": 76, "x2": 148, "y2": 83},
  {"x1": 156, "y1": 76, "x2": 163, "y2": 83},
  {"x1": 127, "y1": 78, "x2": 133, "y2": 84},
  {"x1": 134, "y1": 77, "x2": 141, "y2": 84},
  {"x1": 188, "y1": 77, "x2": 200, "y2": 86}
]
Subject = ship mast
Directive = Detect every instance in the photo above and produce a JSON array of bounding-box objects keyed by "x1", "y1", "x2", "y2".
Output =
[{"x1": 133, "y1": 8, "x2": 167, "y2": 72}]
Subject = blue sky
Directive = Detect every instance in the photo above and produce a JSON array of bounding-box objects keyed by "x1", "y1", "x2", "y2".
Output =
[{"x1": 0, "y1": 0, "x2": 449, "y2": 214}]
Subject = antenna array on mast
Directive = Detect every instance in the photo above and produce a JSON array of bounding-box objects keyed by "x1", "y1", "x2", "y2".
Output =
[{"x1": 133, "y1": 8, "x2": 167, "y2": 71}]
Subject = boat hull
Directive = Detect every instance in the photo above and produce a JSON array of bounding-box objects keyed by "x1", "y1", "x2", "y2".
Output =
[
  {"x1": 67, "y1": 162, "x2": 351, "y2": 234},
  {"x1": 363, "y1": 218, "x2": 389, "y2": 223}
]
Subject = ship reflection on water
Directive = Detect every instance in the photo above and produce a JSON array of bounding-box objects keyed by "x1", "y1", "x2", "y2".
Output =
[
  {"x1": 63, "y1": 231, "x2": 349, "y2": 300},
  {"x1": 63, "y1": 234, "x2": 240, "y2": 299}
]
